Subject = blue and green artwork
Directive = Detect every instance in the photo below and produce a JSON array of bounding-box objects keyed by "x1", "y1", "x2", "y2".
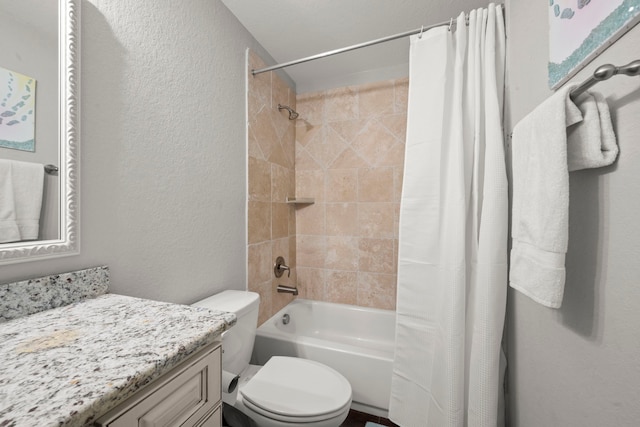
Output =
[
  {"x1": 548, "y1": 0, "x2": 640, "y2": 89},
  {"x1": 0, "y1": 66, "x2": 36, "y2": 151}
]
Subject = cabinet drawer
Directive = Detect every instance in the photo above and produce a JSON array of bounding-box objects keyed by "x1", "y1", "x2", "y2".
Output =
[{"x1": 97, "y1": 343, "x2": 221, "y2": 427}]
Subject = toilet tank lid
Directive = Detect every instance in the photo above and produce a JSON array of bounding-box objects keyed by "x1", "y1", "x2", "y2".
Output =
[{"x1": 192, "y1": 290, "x2": 259, "y2": 317}]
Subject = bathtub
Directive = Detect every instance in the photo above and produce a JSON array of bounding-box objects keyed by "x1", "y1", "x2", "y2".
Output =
[{"x1": 252, "y1": 299, "x2": 396, "y2": 418}]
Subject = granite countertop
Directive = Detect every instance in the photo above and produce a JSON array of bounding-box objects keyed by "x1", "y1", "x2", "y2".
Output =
[{"x1": 0, "y1": 293, "x2": 236, "y2": 427}]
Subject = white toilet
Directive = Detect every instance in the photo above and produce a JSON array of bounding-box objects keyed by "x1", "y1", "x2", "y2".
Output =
[{"x1": 193, "y1": 290, "x2": 352, "y2": 427}]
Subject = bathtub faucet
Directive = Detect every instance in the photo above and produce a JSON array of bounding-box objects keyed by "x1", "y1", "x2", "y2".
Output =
[{"x1": 276, "y1": 285, "x2": 298, "y2": 296}]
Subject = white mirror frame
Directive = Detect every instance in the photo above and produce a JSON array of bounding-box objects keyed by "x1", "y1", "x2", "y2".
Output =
[{"x1": 0, "y1": 0, "x2": 80, "y2": 265}]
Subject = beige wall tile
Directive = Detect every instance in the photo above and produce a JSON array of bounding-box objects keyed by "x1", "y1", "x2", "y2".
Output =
[
  {"x1": 358, "y1": 168, "x2": 394, "y2": 202},
  {"x1": 296, "y1": 123, "x2": 323, "y2": 147},
  {"x1": 272, "y1": 202, "x2": 289, "y2": 239},
  {"x1": 271, "y1": 164, "x2": 290, "y2": 202},
  {"x1": 251, "y1": 279, "x2": 272, "y2": 326},
  {"x1": 351, "y1": 120, "x2": 397, "y2": 166},
  {"x1": 248, "y1": 125, "x2": 265, "y2": 160},
  {"x1": 248, "y1": 201, "x2": 271, "y2": 244},
  {"x1": 326, "y1": 203, "x2": 358, "y2": 236},
  {"x1": 252, "y1": 108, "x2": 279, "y2": 161},
  {"x1": 296, "y1": 92, "x2": 325, "y2": 125},
  {"x1": 246, "y1": 75, "x2": 411, "y2": 312},
  {"x1": 248, "y1": 157, "x2": 271, "y2": 202},
  {"x1": 247, "y1": 49, "x2": 299, "y2": 323},
  {"x1": 295, "y1": 169, "x2": 325, "y2": 202},
  {"x1": 268, "y1": 137, "x2": 292, "y2": 170},
  {"x1": 326, "y1": 169, "x2": 358, "y2": 202},
  {"x1": 359, "y1": 238, "x2": 395, "y2": 274},
  {"x1": 376, "y1": 143, "x2": 405, "y2": 168},
  {"x1": 394, "y1": 78, "x2": 409, "y2": 113},
  {"x1": 326, "y1": 271, "x2": 358, "y2": 305},
  {"x1": 359, "y1": 80, "x2": 395, "y2": 118},
  {"x1": 325, "y1": 236, "x2": 359, "y2": 271},
  {"x1": 295, "y1": 144, "x2": 323, "y2": 170},
  {"x1": 329, "y1": 119, "x2": 369, "y2": 144},
  {"x1": 325, "y1": 86, "x2": 358, "y2": 122},
  {"x1": 296, "y1": 203, "x2": 326, "y2": 235},
  {"x1": 379, "y1": 113, "x2": 407, "y2": 142},
  {"x1": 358, "y1": 203, "x2": 395, "y2": 239},
  {"x1": 297, "y1": 235, "x2": 326, "y2": 268},
  {"x1": 305, "y1": 126, "x2": 347, "y2": 168},
  {"x1": 329, "y1": 148, "x2": 369, "y2": 169},
  {"x1": 248, "y1": 241, "x2": 272, "y2": 286},
  {"x1": 296, "y1": 267, "x2": 325, "y2": 300},
  {"x1": 357, "y1": 272, "x2": 396, "y2": 310}
]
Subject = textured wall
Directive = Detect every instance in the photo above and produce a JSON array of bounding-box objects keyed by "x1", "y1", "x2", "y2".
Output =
[
  {"x1": 247, "y1": 50, "x2": 297, "y2": 325},
  {"x1": 0, "y1": 0, "x2": 278, "y2": 305},
  {"x1": 505, "y1": 1, "x2": 640, "y2": 425},
  {"x1": 294, "y1": 78, "x2": 408, "y2": 310}
]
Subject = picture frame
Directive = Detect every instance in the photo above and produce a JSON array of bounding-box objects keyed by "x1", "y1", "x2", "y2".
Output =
[{"x1": 548, "y1": 0, "x2": 640, "y2": 89}]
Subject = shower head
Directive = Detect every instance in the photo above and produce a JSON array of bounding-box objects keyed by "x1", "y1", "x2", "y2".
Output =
[{"x1": 278, "y1": 104, "x2": 299, "y2": 120}]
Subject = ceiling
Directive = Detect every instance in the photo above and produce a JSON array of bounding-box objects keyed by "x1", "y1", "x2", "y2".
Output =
[{"x1": 221, "y1": 0, "x2": 494, "y2": 93}]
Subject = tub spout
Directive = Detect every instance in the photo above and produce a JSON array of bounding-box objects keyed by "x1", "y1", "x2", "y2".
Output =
[{"x1": 277, "y1": 285, "x2": 298, "y2": 296}]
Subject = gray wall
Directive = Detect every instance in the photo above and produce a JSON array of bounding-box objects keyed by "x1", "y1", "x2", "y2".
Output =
[
  {"x1": 0, "y1": 0, "x2": 280, "y2": 304},
  {"x1": 505, "y1": 1, "x2": 640, "y2": 426}
]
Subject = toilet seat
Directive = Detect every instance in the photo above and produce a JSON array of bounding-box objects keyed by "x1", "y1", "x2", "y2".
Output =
[{"x1": 240, "y1": 356, "x2": 352, "y2": 423}]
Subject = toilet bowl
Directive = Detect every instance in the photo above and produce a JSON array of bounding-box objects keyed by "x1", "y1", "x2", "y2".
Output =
[{"x1": 193, "y1": 291, "x2": 351, "y2": 427}]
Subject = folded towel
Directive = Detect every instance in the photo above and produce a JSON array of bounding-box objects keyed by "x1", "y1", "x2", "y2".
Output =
[
  {"x1": 567, "y1": 91, "x2": 618, "y2": 171},
  {"x1": 509, "y1": 86, "x2": 618, "y2": 308},
  {"x1": 0, "y1": 159, "x2": 44, "y2": 243}
]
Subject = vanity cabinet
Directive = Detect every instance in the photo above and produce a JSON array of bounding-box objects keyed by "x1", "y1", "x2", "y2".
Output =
[{"x1": 96, "y1": 342, "x2": 222, "y2": 427}]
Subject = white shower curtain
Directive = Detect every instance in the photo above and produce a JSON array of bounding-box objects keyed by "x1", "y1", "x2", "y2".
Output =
[{"x1": 389, "y1": 4, "x2": 507, "y2": 427}]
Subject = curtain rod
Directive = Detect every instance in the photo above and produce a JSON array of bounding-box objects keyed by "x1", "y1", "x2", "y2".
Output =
[{"x1": 252, "y1": 4, "x2": 505, "y2": 76}]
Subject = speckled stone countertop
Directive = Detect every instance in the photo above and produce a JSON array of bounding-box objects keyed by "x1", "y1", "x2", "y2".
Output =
[{"x1": 0, "y1": 293, "x2": 236, "y2": 427}]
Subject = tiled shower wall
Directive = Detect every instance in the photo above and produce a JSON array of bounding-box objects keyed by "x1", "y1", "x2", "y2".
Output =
[
  {"x1": 294, "y1": 79, "x2": 408, "y2": 310},
  {"x1": 247, "y1": 50, "x2": 409, "y2": 319},
  {"x1": 247, "y1": 50, "x2": 297, "y2": 325}
]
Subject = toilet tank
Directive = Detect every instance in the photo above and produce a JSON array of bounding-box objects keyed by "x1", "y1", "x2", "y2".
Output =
[{"x1": 192, "y1": 290, "x2": 259, "y2": 375}]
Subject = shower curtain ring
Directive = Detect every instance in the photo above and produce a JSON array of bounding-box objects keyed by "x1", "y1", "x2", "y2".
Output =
[
  {"x1": 448, "y1": 18, "x2": 454, "y2": 32},
  {"x1": 419, "y1": 25, "x2": 424, "y2": 39}
]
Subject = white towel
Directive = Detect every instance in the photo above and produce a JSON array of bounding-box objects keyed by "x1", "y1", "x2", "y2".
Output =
[
  {"x1": 509, "y1": 86, "x2": 618, "y2": 308},
  {"x1": 567, "y1": 91, "x2": 618, "y2": 171},
  {"x1": 0, "y1": 159, "x2": 44, "y2": 243},
  {"x1": 0, "y1": 163, "x2": 21, "y2": 243}
]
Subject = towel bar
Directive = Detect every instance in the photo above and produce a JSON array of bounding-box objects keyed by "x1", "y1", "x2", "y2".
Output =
[
  {"x1": 570, "y1": 59, "x2": 640, "y2": 100},
  {"x1": 44, "y1": 164, "x2": 58, "y2": 175}
]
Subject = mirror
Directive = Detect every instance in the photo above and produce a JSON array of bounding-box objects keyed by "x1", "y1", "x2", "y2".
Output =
[{"x1": 0, "y1": 0, "x2": 79, "y2": 264}]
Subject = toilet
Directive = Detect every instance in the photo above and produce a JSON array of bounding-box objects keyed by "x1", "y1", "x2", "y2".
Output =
[{"x1": 193, "y1": 290, "x2": 352, "y2": 427}]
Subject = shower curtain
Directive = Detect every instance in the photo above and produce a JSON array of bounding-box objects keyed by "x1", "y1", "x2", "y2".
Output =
[{"x1": 389, "y1": 4, "x2": 506, "y2": 427}]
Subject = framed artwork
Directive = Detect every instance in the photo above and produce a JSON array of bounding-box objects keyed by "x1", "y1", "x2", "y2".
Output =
[
  {"x1": 0, "y1": 66, "x2": 36, "y2": 151},
  {"x1": 548, "y1": 0, "x2": 640, "y2": 89}
]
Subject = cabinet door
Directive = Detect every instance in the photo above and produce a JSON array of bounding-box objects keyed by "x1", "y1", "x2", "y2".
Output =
[
  {"x1": 97, "y1": 343, "x2": 221, "y2": 427},
  {"x1": 195, "y1": 406, "x2": 221, "y2": 427}
]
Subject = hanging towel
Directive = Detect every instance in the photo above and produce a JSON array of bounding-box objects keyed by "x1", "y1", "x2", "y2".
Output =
[
  {"x1": 567, "y1": 91, "x2": 618, "y2": 171},
  {"x1": 509, "y1": 86, "x2": 617, "y2": 308},
  {"x1": 0, "y1": 162, "x2": 21, "y2": 243},
  {"x1": 0, "y1": 159, "x2": 44, "y2": 243}
]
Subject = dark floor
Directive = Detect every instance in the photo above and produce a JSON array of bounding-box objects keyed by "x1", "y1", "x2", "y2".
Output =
[{"x1": 340, "y1": 409, "x2": 399, "y2": 427}]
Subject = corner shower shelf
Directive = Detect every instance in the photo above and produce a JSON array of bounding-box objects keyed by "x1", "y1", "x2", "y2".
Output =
[{"x1": 286, "y1": 197, "x2": 315, "y2": 205}]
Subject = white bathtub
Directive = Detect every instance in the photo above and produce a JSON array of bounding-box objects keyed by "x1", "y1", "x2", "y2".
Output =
[{"x1": 252, "y1": 299, "x2": 396, "y2": 418}]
